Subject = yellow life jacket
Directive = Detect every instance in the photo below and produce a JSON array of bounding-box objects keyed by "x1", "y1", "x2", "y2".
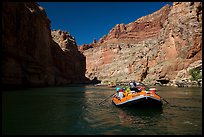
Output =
[{"x1": 123, "y1": 90, "x2": 130, "y2": 97}]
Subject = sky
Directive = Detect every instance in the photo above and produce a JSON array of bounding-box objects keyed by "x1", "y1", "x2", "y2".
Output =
[{"x1": 38, "y1": 2, "x2": 173, "y2": 46}]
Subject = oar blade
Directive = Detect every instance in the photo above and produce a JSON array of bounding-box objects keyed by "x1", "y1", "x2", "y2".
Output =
[{"x1": 98, "y1": 93, "x2": 115, "y2": 105}]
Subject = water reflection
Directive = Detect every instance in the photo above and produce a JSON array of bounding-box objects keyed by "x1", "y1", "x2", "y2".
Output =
[{"x1": 115, "y1": 107, "x2": 163, "y2": 128}]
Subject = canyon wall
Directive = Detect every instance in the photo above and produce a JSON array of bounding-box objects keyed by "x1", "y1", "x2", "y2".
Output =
[
  {"x1": 2, "y1": 2, "x2": 202, "y2": 88},
  {"x1": 79, "y1": 2, "x2": 202, "y2": 86},
  {"x1": 2, "y1": 2, "x2": 89, "y2": 88}
]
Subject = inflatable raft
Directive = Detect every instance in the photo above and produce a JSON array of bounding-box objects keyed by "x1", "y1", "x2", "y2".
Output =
[{"x1": 112, "y1": 87, "x2": 163, "y2": 107}]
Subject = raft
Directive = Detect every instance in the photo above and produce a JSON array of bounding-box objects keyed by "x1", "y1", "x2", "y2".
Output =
[{"x1": 112, "y1": 88, "x2": 163, "y2": 107}]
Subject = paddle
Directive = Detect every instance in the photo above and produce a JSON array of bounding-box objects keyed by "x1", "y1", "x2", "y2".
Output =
[
  {"x1": 140, "y1": 82, "x2": 169, "y2": 104},
  {"x1": 139, "y1": 82, "x2": 150, "y2": 91},
  {"x1": 99, "y1": 92, "x2": 115, "y2": 105},
  {"x1": 160, "y1": 97, "x2": 169, "y2": 104}
]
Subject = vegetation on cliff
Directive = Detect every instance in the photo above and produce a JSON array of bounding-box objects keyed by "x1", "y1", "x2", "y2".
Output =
[{"x1": 189, "y1": 68, "x2": 202, "y2": 81}]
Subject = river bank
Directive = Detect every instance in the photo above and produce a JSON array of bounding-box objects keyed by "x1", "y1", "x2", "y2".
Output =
[{"x1": 95, "y1": 79, "x2": 202, "y2": 88}]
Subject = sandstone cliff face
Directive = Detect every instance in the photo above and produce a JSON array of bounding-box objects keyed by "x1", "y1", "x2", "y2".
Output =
[
  {"x1": 51, "y1": 30, "x2": 88, "y2": 84},
  {"x1": 148, "y1": 2, "x2": 202, "y2": 84},
  {"x1": 98, "y1": 4, "x2": 170, "y2": 45},
  {"x1": 80, "y1": 2, "x2": 202, "y2": 86},
  {"x1": 2, "y1": 2, "x2": 88, "y2": 88}
]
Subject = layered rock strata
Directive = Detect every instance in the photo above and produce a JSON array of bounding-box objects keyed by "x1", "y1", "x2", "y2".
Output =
[
  {"x1": 2, "y1": 2, "x2": 89, "y2": 88},
  {"x1": 79, "y1": 2, "x2": 202, "y2": 86}
]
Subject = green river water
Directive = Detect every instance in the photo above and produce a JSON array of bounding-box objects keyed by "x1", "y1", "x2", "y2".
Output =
[{"x1": 2, "y1": 85, "x2": 202, "y2": 135}]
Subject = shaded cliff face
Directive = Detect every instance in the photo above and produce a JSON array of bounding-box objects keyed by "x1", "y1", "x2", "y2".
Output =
[
  {"x1": 51, "y1": 29, "x2": 88, "y2": 84},
  {"x1": 2, "y1": 2, "x2": 88, "y2": 87},
  {"x1": 79, "y1": 2, "x2": 202, "y2": 85}
]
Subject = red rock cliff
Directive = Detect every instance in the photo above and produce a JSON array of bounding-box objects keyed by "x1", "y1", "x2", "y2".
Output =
[{"x1": 79, "y1": 2, "x2": 202, "y2": 85}]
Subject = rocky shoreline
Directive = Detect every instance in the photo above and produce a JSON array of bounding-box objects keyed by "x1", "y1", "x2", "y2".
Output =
[{"x1": 95, "y1": 79, "x2": 202, "y2": 88}]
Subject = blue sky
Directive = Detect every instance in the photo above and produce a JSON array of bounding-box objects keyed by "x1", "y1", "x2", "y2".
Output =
[{"x1": 38, "y1": 2, "x2": 173, "y2": 46}]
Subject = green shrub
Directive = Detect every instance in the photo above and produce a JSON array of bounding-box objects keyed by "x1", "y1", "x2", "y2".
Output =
[{"x1": 189, "y1": 68, "x2": 202, "y2": 81}]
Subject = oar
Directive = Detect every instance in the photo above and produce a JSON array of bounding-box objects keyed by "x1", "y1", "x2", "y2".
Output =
[
  {"x1": 140, "y1": 82, "x2": 150, "y2": 91},
  {"x1": 154, "y1": 92, "x2": 169, "y2": 104},
  {"x1": 140, "y1": 82, "x2": 169, "y2": 104},
  {"x1": 160, "y1": 97, "x2": 169, "y2": 104},
  {"x1": 99, "y1": 92, "x2": 115, "y2": 105},
  {"x1": 154, "y1": 91, "x2": 169, "y2": 104}
]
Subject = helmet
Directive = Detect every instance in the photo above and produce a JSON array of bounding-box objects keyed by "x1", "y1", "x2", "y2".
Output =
[{"x1": 116, "y1": 87, "x2": 121, "y2": 92}]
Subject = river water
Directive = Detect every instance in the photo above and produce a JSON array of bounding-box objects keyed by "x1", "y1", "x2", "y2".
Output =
[{"x1": 2, "y1": 85, "x2": 202, "y2": 135}]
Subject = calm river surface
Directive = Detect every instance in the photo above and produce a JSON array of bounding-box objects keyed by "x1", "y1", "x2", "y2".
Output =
[{"x1": 2, "y1": 85, "x2": 202, "y2": 135}]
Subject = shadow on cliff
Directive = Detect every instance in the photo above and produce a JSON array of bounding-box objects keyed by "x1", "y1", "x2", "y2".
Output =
[{"x1": 89, "y1": 77, "x2": 101, "y2": 84}]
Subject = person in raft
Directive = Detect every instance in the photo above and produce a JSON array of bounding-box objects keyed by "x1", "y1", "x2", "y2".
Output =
[
  {"x1": 129, "y1": 80, "x2": 141, "y2": 92},
  {"x1": 116, "y1": 87, "x2": 124, "y2": 99}
]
